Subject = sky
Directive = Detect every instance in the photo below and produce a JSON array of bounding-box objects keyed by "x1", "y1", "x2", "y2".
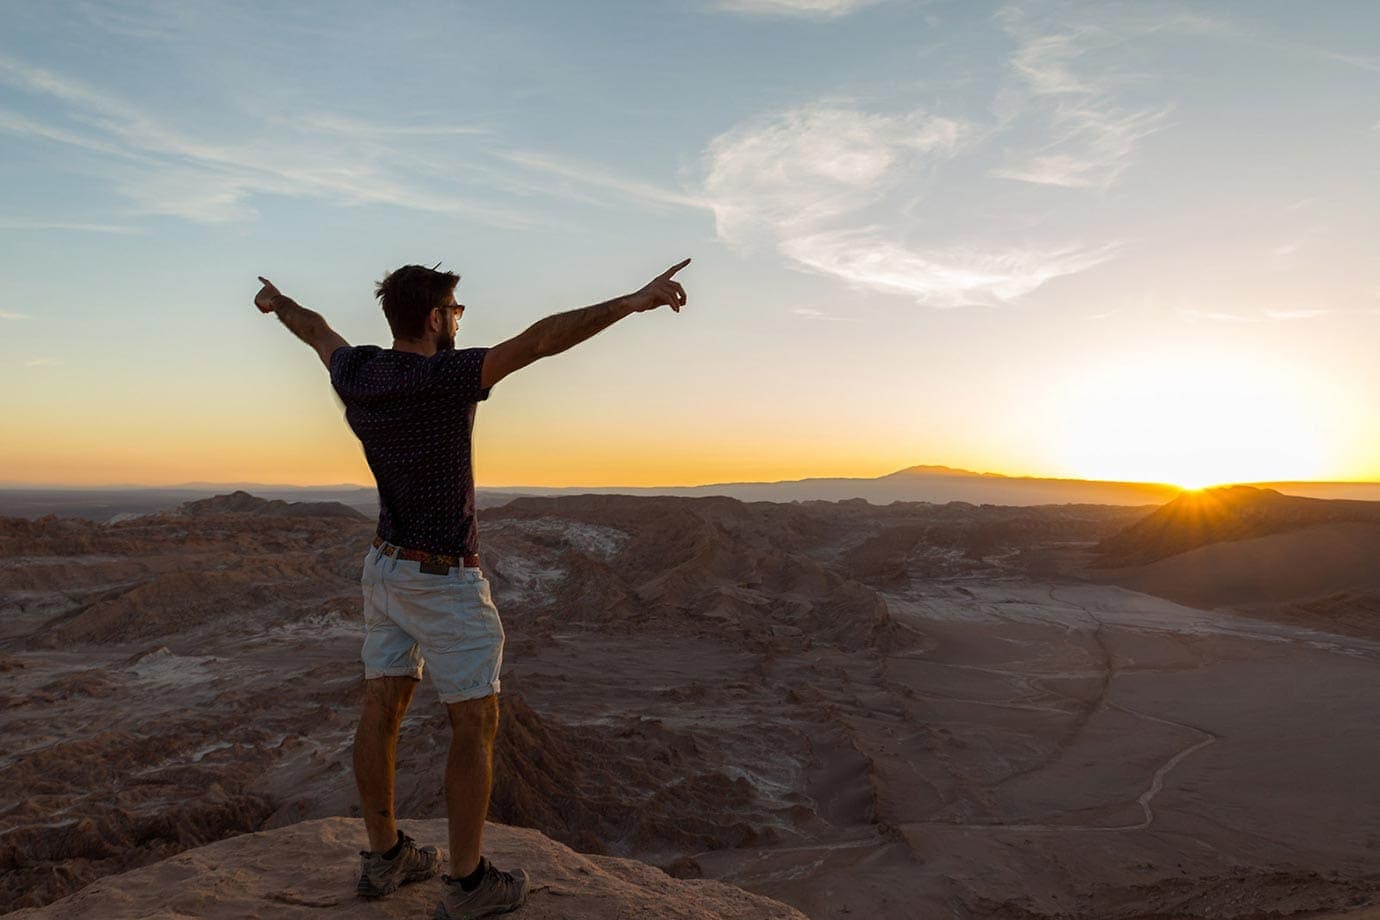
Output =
[{"x1": 1, "y1": 0, "x2": 1377, "y2": 489}]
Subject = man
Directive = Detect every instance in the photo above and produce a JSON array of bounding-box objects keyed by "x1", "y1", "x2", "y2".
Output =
[{"x1": 253, "y1": 258, "x2": 689, "y2": 919}]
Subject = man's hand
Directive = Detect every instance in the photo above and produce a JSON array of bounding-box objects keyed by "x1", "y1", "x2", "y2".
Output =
[
  {"x1": 255, "y1": 276, "x2": 283, "y2": 314},
  {"x1": 625, "y1": 258, "x2": 690, "y2": 313},
  {"x1": 479, "y1": 257, "x2": 693, "y2": 390},
  {"x1": 254, "y1": 275, "x2": 349, "y2": 369}
]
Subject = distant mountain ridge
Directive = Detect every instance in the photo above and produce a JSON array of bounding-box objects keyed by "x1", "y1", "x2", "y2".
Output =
[
  {"x1": 5, "y1": 468, "x2": 1380, "y2": 522},
  {"x1": 501, "y1": 465, "x2": 1184, "y2": 507},
  {"x1": 491, "y1": 466, "x2": 1380, "y2": 506},
  {"x1": 175, "y1": 491, "x2": 367, "y2": 520}
]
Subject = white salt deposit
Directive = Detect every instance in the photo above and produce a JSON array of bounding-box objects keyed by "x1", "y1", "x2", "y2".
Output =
[{"x1": 488, "y1": 516, "x2": 631, "y2": 560}]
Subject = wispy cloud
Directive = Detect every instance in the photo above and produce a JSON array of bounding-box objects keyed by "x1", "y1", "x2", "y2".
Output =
[
  {"x1": 0, "y1": 218, "x2": 144, "y2": 235},
  {"x1": 1212, "y1": 28, "x2": 1380, "y2": 76},
  {"x1": 992, "y1": 105, "x2": 1168, "y2": 190},
  {"x1": 1177, "y1": 309, "x2": 1254, "y2": 323},
  {"x1": 994, "y1": 4, "x2": 1380, "y2": 195},
  {"x1": 1178, "y1": 307, "x2": 1332, "y2": 323},
  {"x1": 1263, "y1": 308, "x2": 1332, "y2": 321},
  {"x1": 0, "y1": 54, "x2": 587, "y2": 227},
  {"x1": 1008, "y1": 30, "x2": 1096, "y2": 95},
  {"x1": 790, "y1": 306, "x2": 862, "y2": 322},
  {"x1": 1272, "y1": 231, "x2": 1320, "y2": 258},
  {"x1": 0, "y1": 52, "x2": 707, "y2": 229},
  {"x1": 703, "y1": 103, "x2": 1113, "y2": 306},
  {"x1": 1283, "y1": 197, "x2": 1319, "y2": 213},
  {"x1": 1117, "y1": 10, "x2": 1380, "y2": 85},
  {"x1": 0, "y1": 107, "x2": 148, "y2": 160},
  {"x1": 0, "y1": 53, "x2": 518, "y2": 226},
  {"x1": 501, "y1": 149, "x2": 710, "y2": 211},
  {"x1": 25, "y1": 357, "x2": 61, "y2": 367},
  {"x1": 781, "y1": 231, "x2": 1116, "y2": 306},
  {"x1": 285, "y1": 112, "x2": 493, "y2": 140},
  {"x1": 993, "y1": 5, "x2": 1172, "y2": 191},
  {"x1": 74, "y1": 0, "x2": 194, "y2": 42},
  {"x1": 1, "y1": 310, "x2": 31, "y2": 320},
  {"x1": 713, "y1": 0, "x2": 886, "y2": 19},
  {"x1": 705, "y1": 105, "x2": 967, "y2": 245}
]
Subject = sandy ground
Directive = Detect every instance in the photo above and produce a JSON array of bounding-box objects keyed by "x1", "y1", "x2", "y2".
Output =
[{"x1": 511, "y1": 574, "x2": 1379, "y2": 919}]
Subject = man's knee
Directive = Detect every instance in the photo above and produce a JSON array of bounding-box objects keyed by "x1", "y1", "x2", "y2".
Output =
[
  {"x1": 447, "y1": 693, "x2": 499, "y2": 740},
  {"x1": 362, "y1": 675, "x2": 418, "y2": 724}
]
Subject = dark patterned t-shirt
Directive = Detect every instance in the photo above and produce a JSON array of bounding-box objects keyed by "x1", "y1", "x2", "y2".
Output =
[{"x1": 329, "y1": 345, "x2": 490, "y2": 555}]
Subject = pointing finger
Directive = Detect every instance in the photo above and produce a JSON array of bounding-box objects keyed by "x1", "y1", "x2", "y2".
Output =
[{"x1": 658, "y1": 257, "x2": 691, "y2": 280}]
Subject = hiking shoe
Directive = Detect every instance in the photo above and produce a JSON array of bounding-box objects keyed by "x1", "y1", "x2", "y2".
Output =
[
  {"x1": 432, "y1": 857, "x2": 529, "y2": 919},
  {"x1": 356, "y1": 831, "x2": 442, "y2": 898}
]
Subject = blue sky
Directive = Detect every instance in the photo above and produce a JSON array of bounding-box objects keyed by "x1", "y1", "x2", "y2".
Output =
[{"x1": 1, "y1": 0, "x2": 1378, "y2": 487}]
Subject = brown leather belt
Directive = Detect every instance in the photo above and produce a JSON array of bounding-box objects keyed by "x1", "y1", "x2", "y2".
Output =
[{"x1": 372, "y1": 535, "x2": 480, "y2": 571}]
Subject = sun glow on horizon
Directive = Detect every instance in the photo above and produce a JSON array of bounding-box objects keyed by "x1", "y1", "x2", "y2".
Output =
[{"x1": 1055, "y1": 350, "x2": 1339, "y2": 490}]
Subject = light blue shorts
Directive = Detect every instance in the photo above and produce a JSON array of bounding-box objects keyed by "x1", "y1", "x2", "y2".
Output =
[{"x1": 359, "y1": 543, "x2": 504, "y2": 703}]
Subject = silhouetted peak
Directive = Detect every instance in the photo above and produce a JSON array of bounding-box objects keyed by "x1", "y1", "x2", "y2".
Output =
[
  {"x1": 177, "y1": 492, "x2": 367, "y2": 520},
  {"x1": 885, "y1": 464, "x2": 985, "y2": 479},
  {"x1": 1097, "y1": 485, "x2": 1380, "y2": 566}
]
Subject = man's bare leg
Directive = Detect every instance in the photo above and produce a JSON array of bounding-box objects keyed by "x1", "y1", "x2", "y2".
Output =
[
  {"x1": 354, "y1": 676, "x2": 418, "y2": 853},
  {"x1": 445, "y1": 694, "x2": 499, "y2": 877}
]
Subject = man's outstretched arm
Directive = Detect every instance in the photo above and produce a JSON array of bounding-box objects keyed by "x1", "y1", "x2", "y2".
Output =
[
  {"x1": 255, "y1": 276, "x2": 350, "y2": 369},
  {"x1": 480, "y1": 258, "x2": 690, "y2": 390}
]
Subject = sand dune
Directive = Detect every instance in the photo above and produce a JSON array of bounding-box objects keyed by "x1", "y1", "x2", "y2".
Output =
[{"x1": 1097, "y1": 521, "x2": 1380, "y2": 609}]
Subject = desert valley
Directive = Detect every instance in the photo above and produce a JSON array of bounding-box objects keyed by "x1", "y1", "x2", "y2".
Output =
[
  {"x1": 2, "y1": 485, "x2": 1377, "y2": 918},
  {"x1": 6, "y1": 0, "x2": 1379, "y2": 914}
]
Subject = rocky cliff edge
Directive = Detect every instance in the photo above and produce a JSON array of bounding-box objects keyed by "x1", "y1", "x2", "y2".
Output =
[{"x1": 8, "y1": 817, "x2": 809, "y2": 920}]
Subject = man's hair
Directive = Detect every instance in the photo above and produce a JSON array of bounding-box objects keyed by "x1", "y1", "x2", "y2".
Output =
[{"x1": 375, "y1": 264, "x2": 460, "y2": 340}]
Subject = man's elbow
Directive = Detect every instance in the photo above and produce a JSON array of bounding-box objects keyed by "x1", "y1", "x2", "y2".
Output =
[
  {"x1": 513, "y1": 325, "x2": 551, "y2": 360},
  {"x1": 280, "y1": 310, "x2": 324, "y2": 345}
]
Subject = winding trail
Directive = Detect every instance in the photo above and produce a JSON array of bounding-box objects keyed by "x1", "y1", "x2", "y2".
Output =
[{"x1": 899, "y1": 585, "x2": 1220, "y2": 833}]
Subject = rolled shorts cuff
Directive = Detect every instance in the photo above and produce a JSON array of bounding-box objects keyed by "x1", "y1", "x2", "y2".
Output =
[
  {"x1": 436, "y1": 678, "x2": 501, "y2": 704},
  {"x1": 363, "y1": 666, "x2": 424, "y2": 682}
]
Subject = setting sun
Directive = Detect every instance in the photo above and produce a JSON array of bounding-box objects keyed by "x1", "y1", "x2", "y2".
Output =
[{"x1": 1055, "y1": 350, "x2": 1337, "y2": 489}]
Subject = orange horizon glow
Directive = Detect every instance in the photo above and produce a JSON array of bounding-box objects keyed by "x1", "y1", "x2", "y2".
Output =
[
  {"x1": 3, "y1": 448, "x2": 1376, "y2": 491},
  {"x1": 1047, "y1": 348, "x2": 1360, "y2": 491},
  {"x1": 4, "y1": 5, "x2": 1379, "y2": 509},
  {"x1": 3, "y1": 353, "x2": 1375, "y2": 491}
]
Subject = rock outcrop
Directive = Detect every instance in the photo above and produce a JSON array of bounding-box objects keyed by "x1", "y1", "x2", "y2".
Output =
[{"x1": 6, "y1": 817, "x2": 808, "y2": 920}]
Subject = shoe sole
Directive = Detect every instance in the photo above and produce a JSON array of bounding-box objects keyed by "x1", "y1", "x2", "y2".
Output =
[{"x1": 357, "y1": 867, "x2": 440, "y2": 899}]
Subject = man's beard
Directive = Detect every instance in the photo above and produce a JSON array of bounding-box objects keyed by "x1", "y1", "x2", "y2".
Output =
[{"x1": 435, "y1": 307, "x2": 456, "y2": 351}]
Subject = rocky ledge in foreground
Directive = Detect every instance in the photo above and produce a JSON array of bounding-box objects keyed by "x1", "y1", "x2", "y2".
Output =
[{"x1": 9, "y1": 817, "x2": 808, "y2": 920}]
